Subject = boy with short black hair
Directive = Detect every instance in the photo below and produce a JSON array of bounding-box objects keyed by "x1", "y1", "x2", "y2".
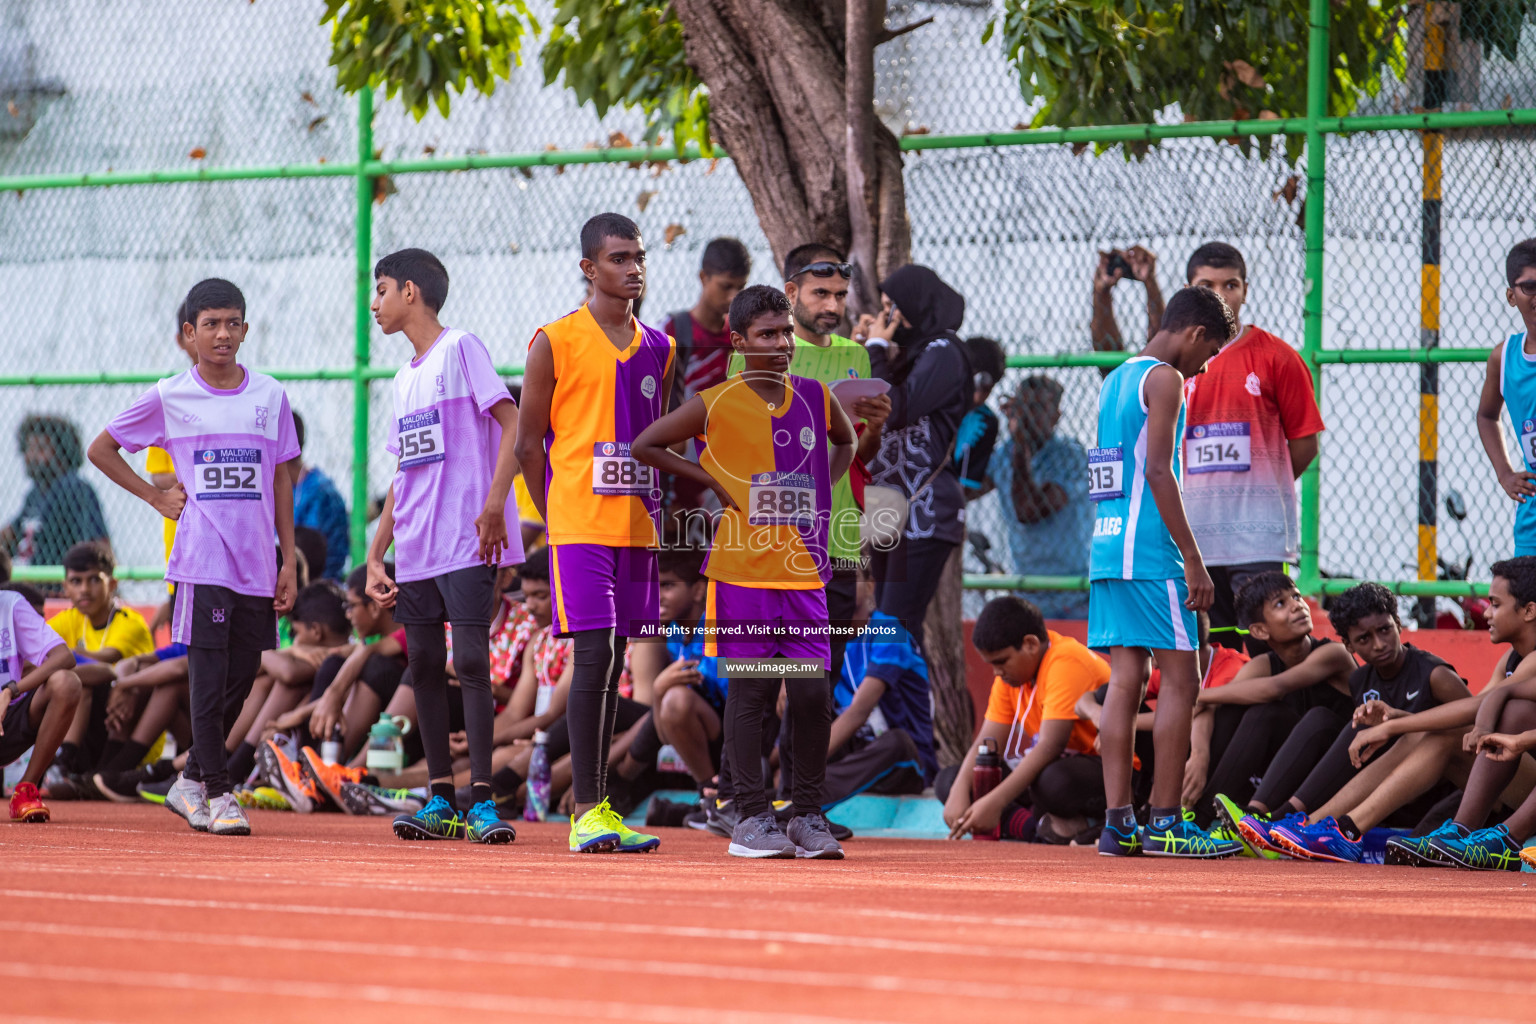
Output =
[
  {"x1": 364, "y1": 247, "x2": 523, "y2": 845},
  {"x1": 89, "y1": 277, "x2": 300, "y2": 837},
  {"x1": 1181, "y1": 242, "x2": 1325, "y2": 653},
  {"x1": 1252, "y1": 582, "x2": 1468, "y2": 860},
  {"x1": 665, "y1": 236, "x2": 752, "y2": 410},
  {"x1": 515, "y1": 213, "x2": 674, "y2": 854},
  {"x1": 1091, "y1": 285, "x2": 1242, "y2": 858},
  {"x1": 1476, "y1": 239, "x2": 1536, "y2": 556},
  {"x1": 942, "y1": 595, "x2": 1108, "y2": 841},
  {"x1": 634, "y1": 284, "x2": 856, "y2": 859},
  {"x1": 1, "y1": 583, "x2": 81, "y2": 823}
]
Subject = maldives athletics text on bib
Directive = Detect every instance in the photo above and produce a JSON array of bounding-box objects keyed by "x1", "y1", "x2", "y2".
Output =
[{"x1": 1185, "y1": 422, "x2": 1251, "y2": 474}]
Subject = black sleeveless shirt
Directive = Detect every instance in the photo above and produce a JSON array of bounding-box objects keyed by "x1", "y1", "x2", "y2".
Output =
[
  {"x1": 1267, "y1": 637, "x2": 1355, "y2": 718},
  {"x1": 1347, "y1": 644, "x2": 1458, "y2": 714}
]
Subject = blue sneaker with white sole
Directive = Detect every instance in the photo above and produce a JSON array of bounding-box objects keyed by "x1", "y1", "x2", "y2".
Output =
[
  {"x1": 465, "y1": 799, "x2": 516, "y2": 844},
  {"x1": 392, "y1": 794, "x2": 465, "y2": 840}
]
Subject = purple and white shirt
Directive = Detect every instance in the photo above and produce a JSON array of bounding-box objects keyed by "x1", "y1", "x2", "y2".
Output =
[
  {"x1": 108, "y1": 365, "x2": 300, "y2": 597},
  {"x1": 386, "y1": 329, "x2": 523, "y2": 582},
  {"x1": 1, "y1": 588, "x2": 67, "y2": 703}
]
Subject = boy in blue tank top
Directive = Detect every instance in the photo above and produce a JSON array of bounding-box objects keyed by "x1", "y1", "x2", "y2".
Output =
[
  {"x1": 1090, "y1": 287, "x2": 1242, "y2": 858},
  {"x1": 1477, "y1": 238, "x2": 1536, "y2": 556}
]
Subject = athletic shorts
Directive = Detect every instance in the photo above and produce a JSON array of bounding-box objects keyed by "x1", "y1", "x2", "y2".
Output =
[
  {"x1": 395, "y1": 564, "x2": 498, "y2": 627},
  {"x1": 703, "y1": 579, "x2": 830, "y2": 669},
  {"x1": 548, "y1": 543, "x2": 658, "y2": 637},
  {"x1": 170, "y1": 583, "x2": 278, "y2": 651},
  {"x1": 0, "y1": 690, "x2": 38, "y2": 766},
  {"x1": 1087, "y1": 578, "x2": 1196, "y2": 652}
]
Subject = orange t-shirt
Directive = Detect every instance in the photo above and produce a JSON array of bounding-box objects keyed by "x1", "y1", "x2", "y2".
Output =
[
  {"x1": 984, "y1": 631, "x2": 1108, "y2": 765},
  {"x1": 1146, "y1": 644, "x2": 1249, "y2": 699}
]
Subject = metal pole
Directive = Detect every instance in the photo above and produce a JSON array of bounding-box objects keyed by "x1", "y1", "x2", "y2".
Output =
[
  {"x1": 351, "y1": 88, "x2": 375, "y2": 568},
  {"x1": 1418, "y1": 7, "x2": 1449, "y2": 624},
  {"x1": 1298, "y1": 0, "x2": 1329, "y2": 597}
]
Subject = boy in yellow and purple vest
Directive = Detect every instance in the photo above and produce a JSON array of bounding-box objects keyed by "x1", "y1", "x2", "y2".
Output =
[
  {"x1": 515, "y1": 213, "x2": 675, "y2": 853},
  {"x1": 635, "y1": 285, "x2": 857, "y2": 859}
]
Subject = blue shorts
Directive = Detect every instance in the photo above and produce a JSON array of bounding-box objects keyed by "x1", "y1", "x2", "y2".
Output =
[{"x1": 1087, "y1": 578, "x2": 1197, "y2": 652}]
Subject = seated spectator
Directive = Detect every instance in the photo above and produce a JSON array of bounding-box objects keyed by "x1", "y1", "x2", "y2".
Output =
[
  {"x1": 303, "y1": 563, "x2": 409, "y2": 755},
  {"x1": 614, "y1": 549, "x2": 725, "y2": 792},
  {"x1": 954, "y1": 336, "x2": 1006, "y2": 498},
  {"x1": 45, "y1": 542, "x2": 154, "y2": 796},
  {"x1": 939, "y1": 596, "x2": 1108, "y2": 842},
  {"x1": 90, "y1": 645, "x2": 189, "y2": 800},
  {"x1": 985, "y1": 376, "x2": 1091, "y2": 618},
  {"x1": 291, "y1": 412, "x2": 350, "y2": 580},
  {"x1": 1, "y1": 581, "x2": 82, "y2": 823},
  {"x1": 821, "y1": 575, "x2": 930, "y2": 805},
  {"x1": 2, "y1": 415, "x2": 111, "y2": 580},
  {"x1": 1189, "y1": 572, "x2": 1353, "y2": 825},
  {"x1": 1228, "y1": 583, "x2": 1470, "y2": 858}
]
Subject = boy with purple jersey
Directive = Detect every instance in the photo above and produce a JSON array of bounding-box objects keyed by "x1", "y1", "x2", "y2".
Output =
[
  {"x1": 1, "y1": 584, "x2": 82, "y2": 824},
  {"x1": 89, "y1": 278, "x2": 299, "y2": 836},
  {"x1": 516, "y1": 213, "x2": 674, "y2": 854},
  {"x1": 364, "y1": 249, "x2": 523, "y2": 845},
  {"x1": 635, "y1": 285, "x2": 857, "y2": 859}
]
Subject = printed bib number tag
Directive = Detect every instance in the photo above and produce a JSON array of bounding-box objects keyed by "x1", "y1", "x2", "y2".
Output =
[
  {"x1": 192, "y1": 449, "x2": 263, "y2": 501},
  {"x1": 1521, "y1": 419, "x2": 1536, "y2": 470},
  {"x1": 398, "y1": 409, "x2": 445, "y2": 470},
  {"x1": 1088, "y1": 447, "x2": 1124, "y2": 502},
  {"x1": 748, "y1": 472, "x2": 817, "y2": 525},
  {"x1": 1185, "y1": 422, "x2": 1251, "y2": 474},
  {"x1": 591, "y1": 443, "x2": 653, "y2": 495}
]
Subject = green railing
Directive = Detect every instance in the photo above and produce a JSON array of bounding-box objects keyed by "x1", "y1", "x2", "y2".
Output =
[{"x1": 1, "y1": 0, "x2": 1519, "y2": 602}]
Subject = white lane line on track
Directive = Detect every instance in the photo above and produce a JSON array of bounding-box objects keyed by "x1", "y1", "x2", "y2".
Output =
[
  {"x1": 0, "y1": 948, "x2": 1526, "y2": 1024},
  {"x1": 4, "y1": 917, "x2": 1534, "y2": 1000},
  {"x1": 5, "y1": 858, "x2": 1535, "y2": 966}
]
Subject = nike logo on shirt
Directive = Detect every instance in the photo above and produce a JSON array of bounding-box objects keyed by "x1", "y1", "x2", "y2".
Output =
[{"x1": 1406, "y1": 690, "x2": 1421, "y2": 700}]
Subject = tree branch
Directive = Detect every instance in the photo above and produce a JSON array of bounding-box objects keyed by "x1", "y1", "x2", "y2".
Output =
[{"x1": 875, "y1": 15, "x2": 934, "y2": 46}]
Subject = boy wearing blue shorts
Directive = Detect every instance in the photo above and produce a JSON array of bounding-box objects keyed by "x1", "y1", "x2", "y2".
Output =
[
  {"x1": 1477, "y1": 239, "x2": 1536, "y2": 555},
  {"x1": 1090, "y1": 286, "x2": 1242, "y2": 858}
]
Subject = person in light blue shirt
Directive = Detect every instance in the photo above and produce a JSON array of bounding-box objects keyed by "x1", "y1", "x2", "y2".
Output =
[
  {"x1": 291, "y1": 412, "x2": 349, "y2": 581},
  {"x1": 983, "y1": 376, "x2": 1092, "y2": 618}
]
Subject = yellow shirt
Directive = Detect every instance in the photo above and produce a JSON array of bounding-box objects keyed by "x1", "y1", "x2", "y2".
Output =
[
  {"x1": 513, "y1": 474, "x2": 543, "y2": 527},
  {"x1": 146, "y1": 446, "x2": 178, "y2": 566},
  {"x1": 48, "y1": 604, "x2": 155, "y2": 660}
]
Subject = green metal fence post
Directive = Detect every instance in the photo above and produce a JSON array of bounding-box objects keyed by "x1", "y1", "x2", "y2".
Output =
[
  {"x1": 1297, "y1": 0, "x2": 1329, "y2": 597},
  {"x1": 351, "y1": 88, "x2": 374, "y2": 567}
]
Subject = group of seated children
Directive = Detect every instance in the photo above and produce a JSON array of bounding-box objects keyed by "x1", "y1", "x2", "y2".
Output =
[{"x1": 941, "y1": 559, "x2": 1536, "y2": 870}]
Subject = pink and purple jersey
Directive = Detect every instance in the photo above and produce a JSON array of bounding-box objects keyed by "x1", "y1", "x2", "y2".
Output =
[
  {"x1": 0, "y1": 590, "x2": 65, "y2": 698},
  {"x1": 386, "y1": 328, "x2": 524, "y2": 583},
  {"x1": 108, "y1": 366, "x2": 300, "y2": 597}
]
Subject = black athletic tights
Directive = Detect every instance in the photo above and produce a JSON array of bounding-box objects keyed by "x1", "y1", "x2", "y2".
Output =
[
  {"x1": 1251, "y1": 706, "x2": 1353, "y2": 812},
  {"x1": 568, "y1": 628, "x2": 629, "y2": 807},
  {"x1": 184, "y1": 644, "x2": 263, "y2": 798},
  {"x1": 726, "y1": 675, "x2": 831, "y2": 820},
  {"x1": 406, "y1": 622, "x2": 495, "y2": 789}
]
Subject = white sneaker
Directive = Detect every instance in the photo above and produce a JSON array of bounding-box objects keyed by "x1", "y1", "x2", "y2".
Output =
[
  {"x1": 207, "y1": 792, "x2": 251, "y2": 836},
  {"x1": 166, "y1": 773, "x2": 210, "y2": 832}
]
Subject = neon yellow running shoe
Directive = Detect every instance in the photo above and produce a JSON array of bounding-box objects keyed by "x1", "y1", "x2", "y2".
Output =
[
  {"x1": 601, "y1": 801, "x2": 660, "y2": 853},
  {"x1": 569, "y1": 800, "x2": 621, "y2": 853}
]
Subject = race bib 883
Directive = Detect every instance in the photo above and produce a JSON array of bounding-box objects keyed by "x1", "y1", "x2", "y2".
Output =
[{"x1": 591, "y1": 442, "x2": 654, "y2": 495}]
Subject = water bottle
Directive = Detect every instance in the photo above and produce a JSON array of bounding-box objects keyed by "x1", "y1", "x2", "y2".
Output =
[
  {"x1": 972, "y1": 737, "x2": 1003, "y2": 841},
  {"x1": 321, "y1": 723, "x2": 343, "y2": 766},
  {"x1": 365, "y1": 713, "x2": 408, "y2": 775},
  {"x1": 525, "y1": 730, "x2": 551, "y2": 822}
]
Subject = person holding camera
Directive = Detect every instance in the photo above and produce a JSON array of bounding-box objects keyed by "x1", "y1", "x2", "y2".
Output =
[{"x1": 1091, "y1": 245, "x2": 1164, "y2": 375}]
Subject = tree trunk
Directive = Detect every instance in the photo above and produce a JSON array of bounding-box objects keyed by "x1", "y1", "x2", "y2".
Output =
[
  {"x1": 670, "y1": 0, "x2": 910, "y2": 278},
  {"x1": 924, "y1": 541, "x2": 974, "y2": 768},
  {"x1": 844, "y1": 0, "x2": 880, "y2": 314}
]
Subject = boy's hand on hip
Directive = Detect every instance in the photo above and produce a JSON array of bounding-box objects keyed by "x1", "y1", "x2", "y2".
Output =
[{"x1": 152, "y1": 482, "x2": 188, "y2": 521}]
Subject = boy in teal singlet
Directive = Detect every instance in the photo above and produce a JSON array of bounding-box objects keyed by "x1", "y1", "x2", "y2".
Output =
[
  {"x1": 1476, "y1": 238, "x2": 1536, "y2": 556},
  {"x1": 1090, "y1": 286, "x2": 1242, "y2": 858}
]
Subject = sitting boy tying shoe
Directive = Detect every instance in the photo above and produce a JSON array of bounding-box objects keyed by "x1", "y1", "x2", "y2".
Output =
[
  {"x1": 2, "y1": 582, "x2": 82, "y2": 822},
  {"x1": 941, "y1": 596, "x2": 1108, "y2": 841},
  {"x1": 1238, "y1": 582, "x2": 1468, "y2": 858}
]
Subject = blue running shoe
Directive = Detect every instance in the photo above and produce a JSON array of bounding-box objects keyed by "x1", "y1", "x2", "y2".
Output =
[
  {"x1": 392, "y1": 794, "x2": 465, "y2": 840},
  {"x1": 1097, "y1": 821, "x2": 1142, "y2": 857},
  {"x1": 1429, "y1": 823, "x2": 1523, "y2": 871},
  {"x1": 1384, "y1": 819, "x2": 1465, "y2": 867},
  {"x1": 465, "y1": 799, "x2": 516, "y2": 844},
  {"x1": 1142, "y1": 818, "x2": 1243, "y2": 858},
  {"x1": 1233, "y1": 809, "x2": 1303, "y2": 858},
  {"x1": 1269, "y1": 816, "x2": 1364, "y2": 863}
]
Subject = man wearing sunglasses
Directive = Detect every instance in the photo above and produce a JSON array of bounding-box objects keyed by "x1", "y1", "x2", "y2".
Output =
[{"x1": 1477, "y1": 238, "x2": 1536, "y2": 556}]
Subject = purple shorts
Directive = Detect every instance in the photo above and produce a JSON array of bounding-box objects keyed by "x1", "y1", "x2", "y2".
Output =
[
  {"x1": 703, "y1": 580, "x2": 830, "y2": 669},
  {"x1": 549, "y1": 543, "x2": 658, "y2": 637}
]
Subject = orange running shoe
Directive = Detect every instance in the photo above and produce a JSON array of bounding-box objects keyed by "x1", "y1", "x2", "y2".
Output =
[
  {"x1": 300, "y1": 747, "x2": 366, "y2": 814},
  {"x1": 259, "y1": 739, "x2": 318, "y2": 814},
  {"x1": 1522, "y1": 844, "x2": 1536, "y2": 871},
  {"x1": 9, "y1": 781, "x2": 49, "y2": 823}
]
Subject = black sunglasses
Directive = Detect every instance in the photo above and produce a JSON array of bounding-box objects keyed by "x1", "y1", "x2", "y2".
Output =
[
  {"x1": 1515, "y1": 281, "x2": 1536, "y2": 297},
  {"x1": 789, "y1": 260, "x2": 853, "y2": 280}
]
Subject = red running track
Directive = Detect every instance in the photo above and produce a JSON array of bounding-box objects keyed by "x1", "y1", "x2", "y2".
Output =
[{"x1": 2, "y1": 804, "x2": 1535, "y2": 1024}]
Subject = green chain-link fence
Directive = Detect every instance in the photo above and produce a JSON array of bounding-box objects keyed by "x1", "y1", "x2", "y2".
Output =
[{"x1": 3, "y1": 0, "x2": 1536, "y2": 613}]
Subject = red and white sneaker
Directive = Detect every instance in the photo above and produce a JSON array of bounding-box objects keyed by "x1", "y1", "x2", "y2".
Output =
[{"x1": 9, "y1": 781, "x2": 50, "y2": 823}]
